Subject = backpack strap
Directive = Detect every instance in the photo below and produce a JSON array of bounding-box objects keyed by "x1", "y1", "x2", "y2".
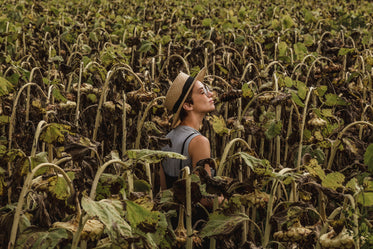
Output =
[
  {"x1": 179, "y1": 132, "x2": 197, "y2": 172},
  {"x1": 164, "y1": 131, "x2": 198, "y2": 189}
]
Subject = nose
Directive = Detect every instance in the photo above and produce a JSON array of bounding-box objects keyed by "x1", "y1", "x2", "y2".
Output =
[
  {"x1": 206, "y1": 89, "x2": 214, "y2": 98},
  {"x1": 204, "y1": 85, "x2": 213, "y2": 97}
]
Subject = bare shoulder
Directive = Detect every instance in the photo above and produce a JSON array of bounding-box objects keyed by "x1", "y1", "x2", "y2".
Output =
[
  {"x1": 188, "y1": 135, "x2": 211, "y2": 166},
  {"x1": 190, "y1": 134, "x2": 210, "y2": 146}
]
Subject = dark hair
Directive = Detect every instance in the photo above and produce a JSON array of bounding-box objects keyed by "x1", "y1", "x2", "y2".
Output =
[{"x1": 179, "y1": 90, "x2": 193, "y2": 121}]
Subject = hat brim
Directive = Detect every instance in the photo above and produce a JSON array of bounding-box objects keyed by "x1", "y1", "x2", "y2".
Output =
[{"x1": 171, "y1": 67, "x2": 206, "y2": 128}]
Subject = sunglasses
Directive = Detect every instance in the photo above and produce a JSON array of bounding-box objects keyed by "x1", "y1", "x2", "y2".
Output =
[{"x1": 202, "y1": 84, "x2": 212, "y2": 95}]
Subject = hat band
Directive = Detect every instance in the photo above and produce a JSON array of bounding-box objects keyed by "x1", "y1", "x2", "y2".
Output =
[{"x1": 172, "y1": 76, "x2": 194, "y2": 113}]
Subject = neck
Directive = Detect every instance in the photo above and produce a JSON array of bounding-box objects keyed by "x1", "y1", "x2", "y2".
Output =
[{"x1": 180, "y1": 113, "x2": 205, "y2": 130}]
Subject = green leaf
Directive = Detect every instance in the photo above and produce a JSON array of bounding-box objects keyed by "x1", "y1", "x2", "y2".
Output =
[
  {"x1": 6, "y1": 73, "x2": 20, "y2": 86},
  {"x1": 364, "y1": 144, "x2": 373, "y2": 173},
  {"x1": 303, "y1": 34, "x2": 314, "y2": 47},
  {"x1": 271, "y1": 19, "x2": 281, "y2": 31},
  {"x1": 0, "y1": 76, "x2": 14, "y2": 96},
  {"x1": 0, "y1": 115, "x2": 9, "y2": 125},
  {"x1": 133, "y1": 179, "x2": 151, "y2": 192},
  {"x1": 209, "y1": 115, "x2": 230, "y2": 135},
  {"x1": 316, "y1": 85, "x2": 328, "y2": 97},
  {"x1": 234, "y1": 35, "x2": 245, "y2": 46},
  {"x1": 138, "y1": 40, "x2": 154, "y2": 53},
  {"x1": 265, "y1": 120, "x2": 282, "y2": 140},
  {"x1": 17, "y1": 67, "x2": 31, "y2": 83},
  {"x1": 0, "y1": 145, "x2": 6, "y2": 157},
  {"x1": 323, "y1": 123, "x2": 339, "y2": 138},
  {"x1": 5, "y1": 55, "x2": 12, "y2": 63},
  {"x1": 284, "y1": 76, "x2": 293, "y2": 87},
  {"x1": 126, "y1": 149, "x2": 186, "y2": 163},
  {"x1": 216, "y1": 63, "x2": 228, "y2": 75},
  {"x1": 303, "y1": 128, "x2": 312, "y2": 141},
  {"x1": 238, "y1": 6, "x2": 246, "y2": 18},
  {"x1": 322, "y1": 172, "x2": 345, "y2": 190},
  {"x1": 148, "y1": 213, "x2": 170, "y2": 247},
  {"x1": 237, "y1": 152, "x2": 264, "y2": 168},
  {"x1": 296, "y1": 80, "x2": 308, "y2": 100},
  {"x1": 200, "y1": 213, "x2": 251, "y2": 238},
  {"x1": 0, "y1": 165, "x2": 5, "y2": 174},
  {"x1": 236, "y1": 152, "x2": 272, "y2": 176},
  {"x1": 202, "y1": 18, "x2": 212, "y2": 27},
  {"x1": 19, "y1": 213, "x2": 31, "y2": 234},
  {"x1": 190, "y1": 66, "x2": 201, "y2": 78},
  {"x1": 89, "y1": 31, "x2": 99, "y2": 42},
  {"x1": 294, "y1": 42, "x2": 308, "y2": 61},
  {"x1": 144, "y1": 121, "x2": 163, "y2": 135},
  {"x1": 362, "y1": 33, "x2": 372, "y2": 46},
  {"x1": 281, "y1": 15, "x2": 295, "y2": 29},
  {"x1": 314, "y1": 130, "x2": 323, "y2": 141},
  {"x1": 324, "y1": 93, "x2": 348, "y2": 106},
  {"x1": 96, "y1": 173, "x2": 124, "y2": 200},
  {"x1": 87, "y1": 93, "x2": 97, "y2": 103},
  {"x1": 193, "y1": 4, "x2": 204, "y2": 12},
  {"x1": 278, "y1": 41, "x2": 287, "y2": 57},
  {"x1": 346, "y1": 177, "x2": 359, "y2": 192},
  {"x1": 49, "y1": 56, "x2": 64, "y2": 63},
  {"x1": 161, "y1": 35, "x2": 171, "y2": 45},
  {"x1": 305, "y1": 159, "x2": 326, "y2": 180},
  {"x1": 82, "y1": 44, "x2": 92, "y2": 53},
  {"x1": 242, "y1": 83, "x2": 254, "y2": 98},
  {"x1": 5, "y1": 149, "x2": 26, "y2": 173},
  {"x1": 82, "y1": 55, "x2": 92, "y2": 67},
  {"x1": 338, "y1": 48, "x2": 356, "y2": 56},
  {"x1": 303, "y1": 9, "x2": 316, "y2": 24},
  {"x1": 42, "y1": 77, "x2": 49, "y2": 85},
  {"x1": 125, "y1": 200, "x2": 160, "y2": 232},
  {"x1": 312, "y1": 148, "x2": 326, "y2": 164},
  {"x1": 346, "y1": 72, "x2": 360, "y2": 83},
  {"x1": 15, "y1": 228, "x2": 69, "y2": 249},
  {"x1": 30, "y1": 152, "x2": 49, "y2": 177},
  {"x1": 40, "y1": 123, "x2": 70, "y2": 144},
  {"x1": 357, "y1": 192, "x2": 373, "y2": 207},
  {"x1": 0, "y1": 174, "x2": 5, "y2": 196},
  {"x1": 48, "y1": 173, "x2": 74, "y2": 200},
  {"x1": 321, "y1": 109, "x2": 333, "y2": 117},
  {"x1": 82, "y1": 196, "x2": 133, "y2": 239},
  {"x1": 100, "y1": 50, "x2": 116, "y2": 67},
  {"x1": 291, "y1": 92, "x2": 305, "y2": 107},
  {"x1": 52, "y1": 88, "x2": 67, "y2": 102}
]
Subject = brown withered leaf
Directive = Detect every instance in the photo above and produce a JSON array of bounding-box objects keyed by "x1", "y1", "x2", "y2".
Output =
[
  {"x1": 220, "y1": 89, "x2": 242, "y2": 102},
  {"x1": 193, "y1": 165, "x2": 231, "y2": 197},
  {"x1": 173, "y1": 178, "x2": 202, "y2": 205},
  {"x1": 270, "y1": 93, "x2": 291, "y2": 106},
  {"x1": 152, "y1": 116, "x2": 169, "y2": 129},
  {"x1": 126, "y1": 89, "x2": 157, "y2": 107},
  {"x1": 147, "y1": 136, "x2": 171, "y2": 150},
  {"x1": 64, "y1": 133, "x2": 100, "y2": 162}
]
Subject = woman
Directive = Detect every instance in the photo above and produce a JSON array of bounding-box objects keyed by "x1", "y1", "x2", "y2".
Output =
[{"x1": 160, "y1": 67, "x2": 215, "y2": 190}]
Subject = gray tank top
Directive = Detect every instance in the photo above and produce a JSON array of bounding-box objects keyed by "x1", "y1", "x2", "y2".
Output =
[{"x1": 162, "y1": 125, "x2": 200, "y2": 177}]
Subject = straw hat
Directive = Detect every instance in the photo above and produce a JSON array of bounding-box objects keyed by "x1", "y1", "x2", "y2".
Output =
[{"x1": 164, "y1": 67, "x2": 206, "y2": 128}]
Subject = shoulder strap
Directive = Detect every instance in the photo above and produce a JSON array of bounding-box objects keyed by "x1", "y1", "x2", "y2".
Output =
[{"x1": 179, "y1": 132, "x2": 197, "y2": 172}]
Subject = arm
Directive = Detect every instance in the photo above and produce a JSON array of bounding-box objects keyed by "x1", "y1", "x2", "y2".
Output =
[
  {"x1": 188, "y1": 135, "x2": 212, "y2": 176},
  {"x1": 189, "y1": 135, "x2": 226, "y2": 207}
]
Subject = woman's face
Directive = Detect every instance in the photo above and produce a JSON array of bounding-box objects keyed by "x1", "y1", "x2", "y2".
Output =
[{"x1": 190, "y1": 80, "x2": 215, "y2": 113}]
